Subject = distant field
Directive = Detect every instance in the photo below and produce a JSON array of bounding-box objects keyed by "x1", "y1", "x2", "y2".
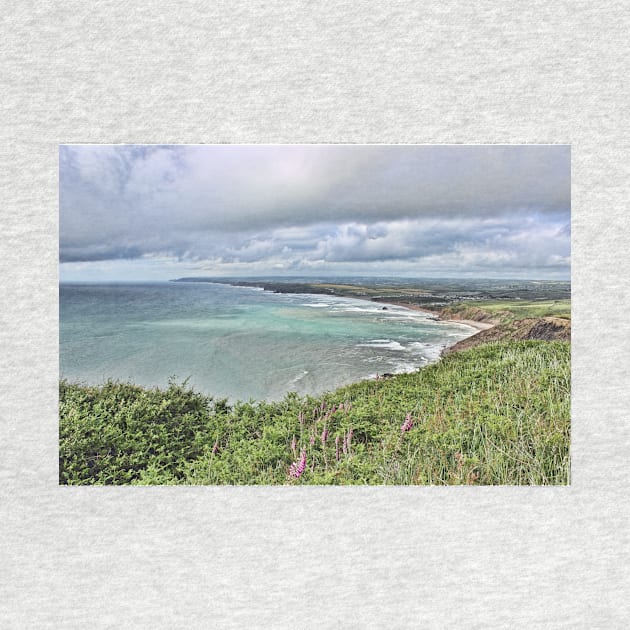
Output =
[
  {"x1": 316, "y1": 282, "x2": 431, "y2": 297},
  {"x1": 184, "y1": 278, "x2": 571, "y2": 307},
  {"x1": 473, "y1": 299, "x2": 571, "y2": 320}
]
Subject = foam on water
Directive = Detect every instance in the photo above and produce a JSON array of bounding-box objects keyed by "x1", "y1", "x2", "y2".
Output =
[{"x1": 357, "y1": 340, "x2": 406, "y2": 351}]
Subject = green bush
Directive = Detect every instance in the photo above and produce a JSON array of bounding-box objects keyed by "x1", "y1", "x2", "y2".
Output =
[{"x1": 60, "y1": 341, "x2": 570, "y2": 485}]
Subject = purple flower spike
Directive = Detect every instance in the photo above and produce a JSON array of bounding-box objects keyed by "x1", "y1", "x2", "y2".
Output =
[
  {"x1": 321, "y1": 426, "x2": 329, "y2": 444},
  {"x1": 289, "y1": 449, "x2": 307, "y2": 479},
  {"x1": 335, "y1": 435, "x2": 340, "y2": 460},
  {"x1": 401, "y1": 413, "x2": 414, "y2": 433},
  {"x1": 344, "y1": 428, "x2": 353, "y2": 455}
]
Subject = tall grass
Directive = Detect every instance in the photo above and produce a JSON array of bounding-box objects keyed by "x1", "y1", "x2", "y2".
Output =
[{"x1": 59, "y1": 341, "x2": 570, "y2": 485}]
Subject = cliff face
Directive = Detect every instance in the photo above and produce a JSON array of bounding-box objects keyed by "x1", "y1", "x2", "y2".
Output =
[
  {"x1": 445, "y1": 316, "x2": 571, "y2": 354},
  {"x1": 438, "y1": 305, "x2": 504, "y2": 325}
]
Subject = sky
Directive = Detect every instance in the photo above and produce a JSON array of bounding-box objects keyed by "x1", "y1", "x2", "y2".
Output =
[{"x1": 59, "y1": 144, "x2": 571, "y2": 281}]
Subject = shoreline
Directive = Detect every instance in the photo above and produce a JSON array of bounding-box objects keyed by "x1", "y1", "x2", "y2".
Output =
[
  {"x1": 201, "y1": 278, "x2": 495, "y2": 334},
  {"x1": 61, "y1": 282, "x2": 487, "y2": 401},
  {"x1": 376, "y1": 300, "x2": 494, "y2": 332},
  {"x1": 199, "y1": 278, "x2": 495, "y2": 337}
]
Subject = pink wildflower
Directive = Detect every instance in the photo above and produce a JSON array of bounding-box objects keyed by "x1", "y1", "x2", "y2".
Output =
[
  {"x1": 401, "y1": 413, "x2": 414, "y2": 433},
  {"x1": 288, "y1": 449, "x2": 307, "y2": 479},
  {"x1": 321, "y1": 426, "x2": 329, "y2": 445},
  {"x1": 309, "y1": 435, "x2": 315, "y2": 446},
  {"x1": 212, "y1": 440, "x2": 219, "y2": 455},
  {"x1": 335, "y1": 435, "x2": 340, "y2": 460}
]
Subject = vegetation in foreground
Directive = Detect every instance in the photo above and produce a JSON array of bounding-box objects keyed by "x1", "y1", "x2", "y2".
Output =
[{"x1": 59, "y1": 341, "x2": 570, "y2": 485}]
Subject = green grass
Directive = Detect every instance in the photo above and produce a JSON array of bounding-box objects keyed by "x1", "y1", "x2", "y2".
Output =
[
  {"x1": 475, "y1": 299, "x2": 571, "y2": 319},
  {"x1": 441, "y1": 299, "x2": 571, "y2": 323},
  {"x1": 59, "y1": 341, "x2": 570, "y2": 485}
]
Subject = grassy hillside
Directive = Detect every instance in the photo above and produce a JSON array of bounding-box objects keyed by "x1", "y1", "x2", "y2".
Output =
[
  {"x1": 59, "y1": 340, "x2": 570, "y2": 486},
  {"x1": 439, "y1": 299, "x2": 571, "y2": 323}
]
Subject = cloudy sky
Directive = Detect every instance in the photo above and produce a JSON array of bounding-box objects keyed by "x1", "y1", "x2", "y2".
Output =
[{"x1": 59, "y1": 144, "x2": 570, "y2": 281}]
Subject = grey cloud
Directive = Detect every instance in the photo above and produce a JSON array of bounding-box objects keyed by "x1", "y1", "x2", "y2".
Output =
[{"x1": 59, "y1": 144, "x2": 570, "y2": 276}]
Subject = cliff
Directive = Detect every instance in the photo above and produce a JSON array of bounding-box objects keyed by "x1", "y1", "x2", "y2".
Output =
[{"x1": 444, "y1": 316, "x2": 571, "y2": 354}]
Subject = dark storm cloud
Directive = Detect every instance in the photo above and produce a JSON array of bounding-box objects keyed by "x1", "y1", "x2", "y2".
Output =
[{"x1": 59, "y1": 144, "x2": 570, "y2": 275}]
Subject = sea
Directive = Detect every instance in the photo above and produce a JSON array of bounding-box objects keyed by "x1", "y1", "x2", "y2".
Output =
[{"x1": 59, "y1": 281, "x2": 476, "y2": 401}]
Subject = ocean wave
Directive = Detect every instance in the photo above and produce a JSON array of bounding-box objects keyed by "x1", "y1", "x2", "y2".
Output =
[
  {"x1": 357, "y1": 340, "x2": 406, "y2": 351},
  {"x1": 290, "y1": 370, "x2": 309, "y2": 383},
  {"x1": 332, "y1": 306, "x2": 382, "y2": 313}
]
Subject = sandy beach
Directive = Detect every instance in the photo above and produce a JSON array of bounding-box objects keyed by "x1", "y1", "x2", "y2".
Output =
[{"x1": 378, "y1": 300, "x2": 495, "y2": 332}]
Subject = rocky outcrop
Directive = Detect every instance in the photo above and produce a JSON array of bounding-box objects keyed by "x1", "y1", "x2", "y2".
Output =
[{"x1": 444, "y1": 317, "x2": 570, "y2": 354}]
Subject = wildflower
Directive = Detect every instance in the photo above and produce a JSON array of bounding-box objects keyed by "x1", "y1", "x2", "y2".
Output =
[
  {"x1": 298, "y1": 412, "x2": 305, "y2": 425},
  {"x1": 310, "y1": 435, "x2": 315, "y2": 446},
  {"x1": 335, "y1": 435, "x2": 340, "y2": 460},
  {"x1": 346, "y1": 428, "x2": 353, "y2": 453},
  {"x1": 401, "y1": 413, "x2": 414, "y2": 433},
  {"x1": 321, "y1": 426, "x2": 329, "y2": 445},
  {"x1": 289, "y1": 449, "x2": 307, "y2": 479},
  {"x1": 212, "y1": 440, "x2": 219, "y2": 455}
]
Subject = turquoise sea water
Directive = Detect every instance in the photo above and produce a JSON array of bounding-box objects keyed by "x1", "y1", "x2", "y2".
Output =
[{"x1": 60, "y1": 281, "x2": 476, "y2": 401}]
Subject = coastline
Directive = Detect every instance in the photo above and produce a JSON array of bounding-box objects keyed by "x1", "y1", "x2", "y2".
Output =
[
  {"x1": 192, "y1": 278, "x2": 495, "y2": 334},
  {"x1": 171, "y1": 277, "x2": 570, "y2": 340},
  {"x1": 376, "y1": 300, "x2": 494, "y2": 332},
  {"x1": 60, "y1": 283, "x2": 571, "y2": 486},
  {"x1": 186, "y1": 278, "x2": 495, "y2": 338}
]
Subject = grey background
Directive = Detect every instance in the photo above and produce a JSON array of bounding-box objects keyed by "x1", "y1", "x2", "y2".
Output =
[{"x1": 1, "y1": 1, "x2": 628, "y2": 627}]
